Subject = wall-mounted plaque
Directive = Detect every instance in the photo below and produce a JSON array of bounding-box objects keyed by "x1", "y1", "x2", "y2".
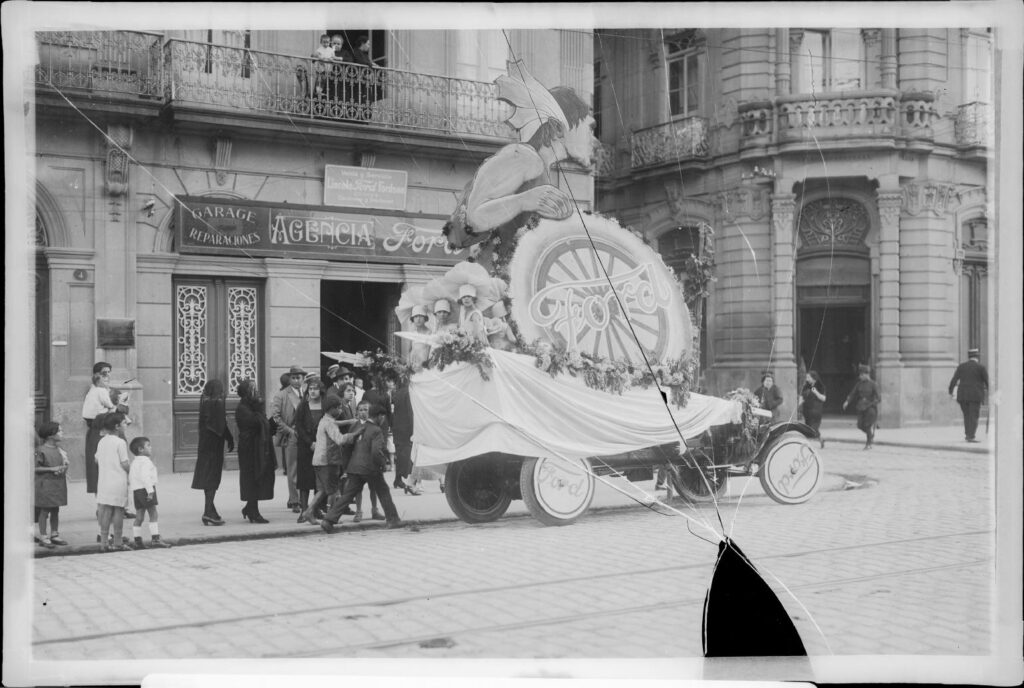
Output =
[{"x1": 97, "y1": 319, "x2": 135, "y2": 348}]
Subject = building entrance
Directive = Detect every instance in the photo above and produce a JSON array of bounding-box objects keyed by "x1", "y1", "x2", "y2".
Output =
[
  {"x1": 320, "y1": 281, "x2": 402, "y2": 378},
  {"x1": 799, "y1": 306, "x2": 868, "y2": 414}
]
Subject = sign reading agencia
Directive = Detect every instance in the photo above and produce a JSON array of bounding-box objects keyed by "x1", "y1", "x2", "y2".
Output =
[{"x1": 174, "y1": 196, "x2": 463, "y2": 264}]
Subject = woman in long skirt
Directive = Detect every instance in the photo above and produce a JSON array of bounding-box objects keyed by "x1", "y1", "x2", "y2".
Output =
[
  {"x1": 192, "y1": 379, "x2": 234, "y2": 525},
  {"x1": 293, "y1": 376, "x2": 324, "y2": 522},
  {"x1": 843, "y1": 364, "x2": 881, "y2": 449},
  {"x1": 235, "y1": 379, "x2": 276, "y2": 522}
]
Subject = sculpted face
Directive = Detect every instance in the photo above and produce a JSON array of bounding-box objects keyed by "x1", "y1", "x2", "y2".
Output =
[{"x1": 562, "y1": 115, "x2": 596, "y2": 168}]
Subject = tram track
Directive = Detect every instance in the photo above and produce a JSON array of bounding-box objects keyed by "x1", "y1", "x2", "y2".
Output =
[{"x1": 34, "y1": 528, "x2": 992, "y2": 651}]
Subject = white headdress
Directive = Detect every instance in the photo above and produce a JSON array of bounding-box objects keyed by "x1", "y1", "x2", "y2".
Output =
[{"x1": 497, "y1": 60, "x2": 571, "y2": 145}]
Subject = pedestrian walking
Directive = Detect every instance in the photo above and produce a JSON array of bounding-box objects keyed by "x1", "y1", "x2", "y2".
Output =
[
  {"x1": 754, "y1": 372, "x2": 783, "y2": 422},
  {"x1": 34, "y1": 421, "x2": 70, "y2": 549},
  {"x1": 95, "y1": 412, "x2": 133, "y2": 551},
  {"x1": 948, "y1": 348, "x2": 989, "y2": 443},
  {"x1": 320, "y1": 401, "x2": 402, "y2": 532},
  {"x1": 235, "y1": 379, "x2": 276, "y2": 523},
  {"x1": 391, "y1": 380, "x2": 415, "y2": 491},
  {"x1": 843, "y1": 364, "x2": 881, "y2": 449},
  {"x1": 798, "y1": 371, "x2": 827, "y2": 448},
  {"x1": 192, "y1": 379, "x2": 234, "y2": 526},
  {"x1": 293, "y1": 374, "x2": 325, "y2": 521},
  {"x1": 128, "y1": 437, "x2": 170, "y2": 548},
  {"x1": 81, "y1": 362, "x2": 116, "y2": 494},
  {"x1": 272, "y1": 366, "x2": 305, "y2": 513}
]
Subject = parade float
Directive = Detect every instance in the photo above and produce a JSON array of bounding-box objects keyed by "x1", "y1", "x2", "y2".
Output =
[{"x1": 383, "y1": 63, "x2": 824, "y2": 528}]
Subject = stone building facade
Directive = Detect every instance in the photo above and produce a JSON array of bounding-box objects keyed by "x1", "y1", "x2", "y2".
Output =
[
  {"x1": 31, "y1": 28, "x2": 593, "y2": 475},
  {"x1": 593, "y1": 27, "x2": 991, "y2": 426}
]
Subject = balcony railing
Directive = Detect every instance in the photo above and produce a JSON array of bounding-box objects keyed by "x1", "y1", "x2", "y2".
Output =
[
  {"x1": 776, "y1": 91, "x2": 900, "y2": 142},
  {"x1": 34, "y1": 32, "x2": 517, "y2": 141},
  {"x1": 955, "y1": 101, "x2": 992, "y2": 147},
  {"x1": 35, "y1": 30, "x2": 164, "y2": 100},
  {"x1": 629, "y1": 116, "x2": 709, "y2": 169}
]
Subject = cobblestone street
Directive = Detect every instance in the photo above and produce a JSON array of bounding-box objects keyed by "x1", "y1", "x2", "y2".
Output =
[{"x1": 23, "y1": 441, "x2": 998, "y2": 683}]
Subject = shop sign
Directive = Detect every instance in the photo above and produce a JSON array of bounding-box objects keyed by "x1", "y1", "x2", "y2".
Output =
[
  {"x1": 324, "y1": 165, "x2": 408, "y2": 211},
  {"x1": 175, "y1": 197, "x2": 463, "y2": 264}
]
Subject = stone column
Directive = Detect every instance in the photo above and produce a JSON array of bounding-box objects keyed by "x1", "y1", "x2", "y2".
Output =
[
  {"x1": 770, "y1": 191, "x2": 798, "y2": 419},
  {"x1": 775, "y1": 28, "x2": 791, "y2": 95},
  {"x1": 880, "y1": 29, "x2": 897, "y2": 89},
  {"x1": 876, "y1": 187, "x2": 904, "y2": 426}
]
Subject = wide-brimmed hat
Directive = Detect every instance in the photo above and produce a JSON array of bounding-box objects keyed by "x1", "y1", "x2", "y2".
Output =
[
  {"x1": 288, "y1": 365, "x2": 306, "y2": 376},
  {"x1": 335, "y1": 366, "x2": 354, "y2": 378},
  {"x1": 433, "y1": 299, "x2": 451, "y2": 313},
  {"x1": 303, "y1": 372, "x2": 321, "y2": 383},
  {"x1": 458, "y1": 284, "x2": 477, "y2": 299}
]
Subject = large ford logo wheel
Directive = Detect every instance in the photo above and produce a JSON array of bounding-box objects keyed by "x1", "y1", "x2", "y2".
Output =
[
  {"x1": 758, "y1": 432, "x2": 823, "y2": 505},
  {"x1": 520, "y1": 457, "x2": 595, "y2": 526}
]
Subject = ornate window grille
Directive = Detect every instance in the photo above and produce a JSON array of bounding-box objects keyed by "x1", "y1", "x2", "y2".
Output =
[
  {"x1": 227, "y1": 286, "x2": 258, "y2": 394},
  {"x1": 175, "y1": 284, "x2": 208, "y2": 395}
]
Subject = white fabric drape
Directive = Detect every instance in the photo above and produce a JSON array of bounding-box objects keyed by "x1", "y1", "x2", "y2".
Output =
[{"x1": 409, "y1": 348, "x2": 742, "y2": 466}]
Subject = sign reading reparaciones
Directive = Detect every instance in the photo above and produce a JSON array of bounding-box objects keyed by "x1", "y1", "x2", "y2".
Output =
[{"x1": 175, "y1": 196, "x2": 464, "y2": 264}]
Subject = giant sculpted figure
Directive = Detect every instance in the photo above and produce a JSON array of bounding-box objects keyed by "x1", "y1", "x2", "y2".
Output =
[{"x1": 444, "y1": 62, "x2": 596, "y2": 270}]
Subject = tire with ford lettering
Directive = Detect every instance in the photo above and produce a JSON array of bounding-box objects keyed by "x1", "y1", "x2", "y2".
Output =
[
  {"x1": 758, "y1": 432, "x2": 822, "y2": 505},
  {"x1": 519, "y1": 457, "x2": 595, "y2": 526},
  {"x1": 507, "y1": 215, "x2": 694, "y2": 365}
]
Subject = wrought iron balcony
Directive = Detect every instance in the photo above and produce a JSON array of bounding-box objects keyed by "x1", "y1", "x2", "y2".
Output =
[
  {"x1": 954, "y1": 101, "x2": 991, "y2": 147},
  {"x1": 629, "y1": 116, "x2": 709, "y2": 169},
  {"x1": 162, "y1": 39, "x2": 515, "y2": 139},
  {"x1": 35, "y1": 30, "x2": 164, "y2": 100}
]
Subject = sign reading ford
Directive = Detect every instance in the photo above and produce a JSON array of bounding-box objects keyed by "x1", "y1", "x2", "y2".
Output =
[{"x1": 175, "y1": 196, "x2": 463, "y2": 264}]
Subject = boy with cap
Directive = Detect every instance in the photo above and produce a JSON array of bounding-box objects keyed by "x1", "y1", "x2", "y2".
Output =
[
  {"x1": 948, "y1": 348, "x2": 988, "y2": 443},
  {"x1": 301, "y1": 393, "x2": 364, "y2": 524}
]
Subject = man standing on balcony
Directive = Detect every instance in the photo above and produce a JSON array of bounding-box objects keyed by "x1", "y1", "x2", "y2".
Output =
[
  {"x1": 948, "y1": 348, "x2": 988, "y2": 443},
  {"x1": 442, "y1": 62, "x2": 596, "y2": 271}
]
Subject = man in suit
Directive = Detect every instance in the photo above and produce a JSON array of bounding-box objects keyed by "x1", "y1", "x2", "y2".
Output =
[
  {"x1": 320, "y1": 401, "x2": 402, "y2": 531},
  {"x1": 272, "y1": 365, "x2": 305, "y2": 511},
  {"x1": 948, "y1": 348, "x2": 989, "y2": 443}
]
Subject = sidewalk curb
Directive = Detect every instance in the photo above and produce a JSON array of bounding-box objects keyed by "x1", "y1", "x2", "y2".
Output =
[
  {"x1": 826, "y1": 436, "x2": 991, "y2": 455},
  {"x1": 34, "y1": 472, "x2": 855, "y2": 559}
]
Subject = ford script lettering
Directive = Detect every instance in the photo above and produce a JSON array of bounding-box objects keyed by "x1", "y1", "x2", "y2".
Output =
[
  {"x1": 536, "y1": 461, "x2": 586, "y2": 497},
  {"x1": 383, "y1": 223, "x2": 462, "y2": 255},
  {"x1": 776, "y1": 445, "x2": 816, "y2": 496},
  {"x1": 527, "y1": 262, "x2": 672, "y2": 350}
]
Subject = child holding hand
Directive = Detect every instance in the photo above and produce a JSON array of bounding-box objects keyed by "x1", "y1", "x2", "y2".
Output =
[
  {"x1": 128, "y1": 437, "x2": 170, "y2": 548},
  {"x1": 34, "y1": 421, "x2": 70, "y2": 548}
]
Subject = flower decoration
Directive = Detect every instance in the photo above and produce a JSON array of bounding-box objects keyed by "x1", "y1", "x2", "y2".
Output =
[{"x1": 426, "y1": 329, "x2": 494, "y2": 381}]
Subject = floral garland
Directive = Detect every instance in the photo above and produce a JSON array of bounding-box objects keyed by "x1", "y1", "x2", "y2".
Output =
[
  {"x1": 723, "y1": 387, "x2": 762, "y2": 454},
  {"x1": 355, "y1": 349, "x2": 414, "y2": 388},
  {"x1": 681, "y1": 223, "x2": 716, "y2": 307},
  {"x1": 519, "y1": 339, "x2": 695, "y2": 408},
  {"x1": 426, "y1": 329, "x2": 494, "y2": 381}
]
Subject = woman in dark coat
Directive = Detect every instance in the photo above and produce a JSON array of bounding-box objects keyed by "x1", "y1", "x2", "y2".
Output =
[
  {"x1": 754, "y1": 372, "x2": 784, "y2": 422},
  {"x1": 798, "y1": 370, "x2": 827, "y2": 448},
  {"x1": 293, "y1": 376, "x2": 324, "y2": 522},
  {"x1": 192, "y1": 379, "x2": 234, "y2": 525},
  {"x1": 235, "y1": 379, "x2": 276, "y2": 522},
  {"x1": 843, "y1": 364, "x2": 881, "y2": 450},
  {"x1": 391, "y1": 382, "x2": 414, "y2": 490}
]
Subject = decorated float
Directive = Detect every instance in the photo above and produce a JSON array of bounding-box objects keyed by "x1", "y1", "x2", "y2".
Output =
[{"x1": 384, "y1": 62, "x2": 823, "y2": 527}]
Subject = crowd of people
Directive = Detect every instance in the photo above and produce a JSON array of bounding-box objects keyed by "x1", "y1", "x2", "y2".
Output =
[{"x1": 33, "y1": 342, "x2": 987, "y2": 550}]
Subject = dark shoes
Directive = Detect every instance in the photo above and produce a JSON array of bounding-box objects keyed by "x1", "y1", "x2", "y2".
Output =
[
  {"x1": 966, "y1": 437, "x2": 980, "y2": 443},
  {"x1": 202, "y1": 515, "x2": 225, "y2": 526},
  {"x1": 320, "y1": 519, "x2": 335, "y2": 534},
  {"x1": 150, "y1": 538, "x2": 171, "y2": 548},
  {"x1": 371, "y1": 510, "x2": 386, "y2": 521},
  {"x1": 385, "y1": 520, "x2": 403, "y2": 529}
]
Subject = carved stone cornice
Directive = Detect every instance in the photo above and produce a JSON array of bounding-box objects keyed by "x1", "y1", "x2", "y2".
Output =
[
  {"x1": 876, "y1": 191, "x2": 903, "y2": 228},
  {"x1": 718, "y1": 187, "x2": 771, "y2": 221},
  {"x1": 901, "y1": 182, "x2": 959, "y2": 216}
]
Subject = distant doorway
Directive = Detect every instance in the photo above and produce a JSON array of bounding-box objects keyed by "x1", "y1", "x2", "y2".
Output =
[
  {"x1": 320, "y1": 281, "x2": 402, "y2": 379},
  {"x1": 799, "y1": 306, "x2": 868, "y2": 414}
]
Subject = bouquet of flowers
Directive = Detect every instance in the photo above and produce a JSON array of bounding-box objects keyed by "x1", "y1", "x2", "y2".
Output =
[
  {"x1": 427, "y1": 329, "x2": 494, "y2": 381},
  {"x1": 356, "y1": 349, "x2": 414, "y2": 388},
  {"x1": 724, "y1": 387, "x2": 762, "y2": 456}
]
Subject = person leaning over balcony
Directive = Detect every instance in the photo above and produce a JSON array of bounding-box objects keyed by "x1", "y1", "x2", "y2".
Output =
[{"x1": 82, "y1": 362, "x2": 116, "y2": 495}]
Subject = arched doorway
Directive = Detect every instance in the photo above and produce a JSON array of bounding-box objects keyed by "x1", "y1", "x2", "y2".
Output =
[{"x1": 795, "y1": 197, "x2": 872, "y2": 413}]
